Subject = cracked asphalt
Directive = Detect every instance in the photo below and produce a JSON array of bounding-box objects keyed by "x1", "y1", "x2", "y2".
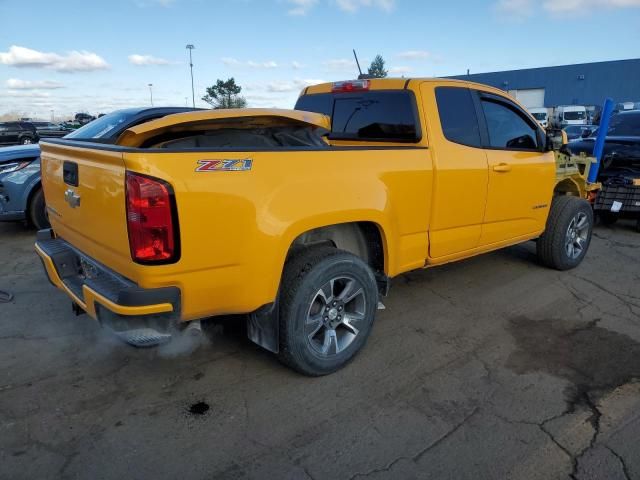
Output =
[{"x1": 1, "y1": 220, "x2": 639, "y2": 480}]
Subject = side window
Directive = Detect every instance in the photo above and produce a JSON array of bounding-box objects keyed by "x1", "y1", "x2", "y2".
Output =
[
  {"x1": 481, "y1": 99, "x2": 539, "y2": 150},
  {"x1": 435, "y1": 87, "x2": 481, "y2": 147}
]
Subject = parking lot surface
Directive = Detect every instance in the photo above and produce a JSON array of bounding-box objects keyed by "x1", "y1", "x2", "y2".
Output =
[{"x1": 1, "y1": 221, "x2": 639, "y2": 480}]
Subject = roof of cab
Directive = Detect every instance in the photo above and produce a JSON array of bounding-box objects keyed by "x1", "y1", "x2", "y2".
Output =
[{"x1": 301, "y1": 77, "x2": 508, "y2": 97}]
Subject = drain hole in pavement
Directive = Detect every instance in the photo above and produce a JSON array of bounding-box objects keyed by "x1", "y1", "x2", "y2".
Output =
[
  {"x1": 506, "y1": 317, "x2": 640, "y2": 408},
  {"x1": 188, "y1": 401, "x2": 210, "y2": 416}
]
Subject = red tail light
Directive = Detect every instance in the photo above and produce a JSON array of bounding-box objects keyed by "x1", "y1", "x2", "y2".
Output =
[{"x1": 125, "y1": 172, "x2": 179, "y2": 264}]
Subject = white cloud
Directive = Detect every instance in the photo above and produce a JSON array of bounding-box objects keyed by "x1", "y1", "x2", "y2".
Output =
[
  {"x1": 396, "y1": 50, "x2": 431, "y2": 60},
  {"x1": 286, "y1": 0, "x2": 318, "y2": 15},
  {"x1": 128, "y1": 54, "x2": 171, "y2": 65},
  {"x1": 291, "y1": 61, "x2": 306, "y2": 69},
  {"x1": 323, "y1": 58, "x2": 357, "y2": 71},
  {"x1": 6, "y1": 78, "x2": 64, "y2": 90},
  {"x1": 495, "y1": 0, "x2": 640, "y2": 17},
  {"x1": 265, "y1": 78, "x2": 328, "y2": 93},
  {"x1": 389, "y1": 66, "x2": 412, "y2": 75},
  {"x1": 222, "y1": 57, "x2": 279, "y2": 69},
  {"x1": 285, "y1": 0, "x2": 395, "y2": 14},
  {"x1": 335, "y1": 0, "x2": 396, "y2": 12},
  {"x1": 0, "y1": 45, "x2": 109, "y2": 72},
  {"x1": 5, "y1": 91, "x2": 52, "y2": 98}
]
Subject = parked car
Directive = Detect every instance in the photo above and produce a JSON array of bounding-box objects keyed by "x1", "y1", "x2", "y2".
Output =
[
  {"x1": 0, "y1": 121, "x2": 39, "y2": 145},
  {"x1": 74, "y1": 113, "x2": 96, "y2": 125},
  {"x1": 553, "y1": 105, "x2": 588, "y2": 127},
  {"x1": 0, "y1": 107, "x2": 201, "y2": 230},
  {"x1": 565, "y1": 110, "x2": 640, "y2": 178},
  {"x1": 31, "y1": 122, "x2": 70, "y2": 139},
  {"x1": 529, "y1": 107, "x2": 549, "y2": 128},
  {"x1": 563, "y1": 124, "x2": 598, "y2": 141},
  {"x1": 36, "y1": 79, "x2": 594, "y2": 375}
]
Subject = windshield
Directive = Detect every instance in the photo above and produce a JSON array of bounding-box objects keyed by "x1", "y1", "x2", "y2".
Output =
[
  {"x1": 607, "y1": 113, "x2": 640, "y2": 136},
  {"x1": 564, "y1": 111, "x2": 586, "y2": 120},
  {"x1": 564, "y1": 126, "x2": 581, "y2": 134},
  {"x1": 65, "y1": 110, "x2": 137, "y2": 139},
  {"x1": 531, "y1": 112, "x2": 547, "y2": 120}
]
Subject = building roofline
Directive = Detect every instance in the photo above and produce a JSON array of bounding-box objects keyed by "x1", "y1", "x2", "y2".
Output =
[{"x1": 448, "y1": 57, "x2": 640, "y2": 78}]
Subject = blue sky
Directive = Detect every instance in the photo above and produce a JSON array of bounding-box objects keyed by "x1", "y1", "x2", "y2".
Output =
[{"x1": 1, "y1": 0, "x2": 639, "y2": 119}]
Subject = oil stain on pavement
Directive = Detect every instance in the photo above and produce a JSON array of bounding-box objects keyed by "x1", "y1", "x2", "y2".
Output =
[{"x1": 506, "y1": 316, "x2": 640, "y2": 408}]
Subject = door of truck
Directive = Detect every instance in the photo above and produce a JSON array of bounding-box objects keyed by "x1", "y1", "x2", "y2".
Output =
[
  {"x1": 422, "y1": 84, "x2": 489, "y2": 258},
  {"x1": 474, "y1": 91, "x2": 556, "y2": 246}
]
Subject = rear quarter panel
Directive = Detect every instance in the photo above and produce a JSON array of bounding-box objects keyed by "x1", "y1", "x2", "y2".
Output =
[{"x1": 123, "y1": 147, "x2": 432, "y2": 320}]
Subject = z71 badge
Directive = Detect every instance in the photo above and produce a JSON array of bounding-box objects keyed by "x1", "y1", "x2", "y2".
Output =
[{"x1": 195, "y1": 159, "x2": 253, "y2": 172}]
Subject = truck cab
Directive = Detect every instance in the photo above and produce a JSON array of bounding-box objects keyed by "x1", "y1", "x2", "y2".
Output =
[
  {"x1": 554, "y1": 105, "x2": 588, "y2": 127},
  {"x1": 529, "y1": 107, "x2": 549, "y2": 128}
]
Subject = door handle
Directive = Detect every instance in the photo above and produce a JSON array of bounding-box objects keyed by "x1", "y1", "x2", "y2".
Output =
[{"x1": 493, "y1": 163, "x2": 512, "y2": 173}]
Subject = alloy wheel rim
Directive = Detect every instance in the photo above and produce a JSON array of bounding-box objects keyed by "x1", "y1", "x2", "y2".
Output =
[
  {"x1": 305, "y1": 275, "x2": 367, "y2": 357},
  {"x1": 565, "y1": 212, "x2": 589, "y2": 259}
]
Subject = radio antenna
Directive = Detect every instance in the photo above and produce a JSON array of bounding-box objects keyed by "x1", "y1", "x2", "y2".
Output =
[{"x1": 353, "y1": 49, "x2": 363, "y2": 76}]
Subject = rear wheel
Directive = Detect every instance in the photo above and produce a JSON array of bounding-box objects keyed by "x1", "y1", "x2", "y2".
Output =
[
  {"x1": 29, "y1": 188, "x2": 50, "y2": 230},
  {"x1": 537, "y1": 196, "x2": 593, "y2": 270},
  {"x1": 20, "y1": 137, "x2": 34, "y2": 145},
  {"x1": 278, "y1": 246, "x2": 378, "y2": 376}
]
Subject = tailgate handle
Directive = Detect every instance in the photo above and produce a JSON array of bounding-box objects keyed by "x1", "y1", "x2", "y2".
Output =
[{"x1": 63, "y1": 161, "x2": 79, "y2": 187}]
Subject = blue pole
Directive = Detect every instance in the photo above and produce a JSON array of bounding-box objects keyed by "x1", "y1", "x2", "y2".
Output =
[{"x1": 588, "y1": 97, "x2": 614, "y2": 183}]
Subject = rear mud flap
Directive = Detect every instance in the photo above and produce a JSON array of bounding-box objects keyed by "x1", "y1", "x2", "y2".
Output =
[{"x1": 247, "y1": 301, "x2": 279, "y2": 353}]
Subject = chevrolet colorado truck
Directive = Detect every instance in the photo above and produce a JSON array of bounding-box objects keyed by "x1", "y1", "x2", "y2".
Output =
[{"x1": 36, "y1": 78, "x2": 594, "y2": 375}]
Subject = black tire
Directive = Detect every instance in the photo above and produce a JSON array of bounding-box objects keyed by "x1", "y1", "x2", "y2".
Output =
[
  {"x1": 278, "y1": 246, "x2": 378, "y2": 376},
  {"x1": 28, "y1": 188, "x2": 50, "y2": 230},
  {"x1": 20, "y1": 136, "x2": 34, "y2": 145},
  {"x1": 597, "y1": 212, "x2": 618, "y2": 226},
  {"x1": 537, "y1": 196, "x2": 593, "y2": 271}
]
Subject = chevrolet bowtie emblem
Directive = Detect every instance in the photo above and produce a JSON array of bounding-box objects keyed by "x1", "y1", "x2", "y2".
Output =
[{"x1": 64, "y1": 188, "x2": 81, "y2": 208}]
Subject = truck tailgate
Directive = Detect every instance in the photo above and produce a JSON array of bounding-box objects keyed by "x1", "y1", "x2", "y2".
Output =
[{"x1": 40, "y1": 141, "x2": 132, "y2": 272}]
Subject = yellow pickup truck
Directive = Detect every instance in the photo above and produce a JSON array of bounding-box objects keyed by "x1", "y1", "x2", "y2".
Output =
[{"x1": 36, "y1": 78, "x2": 594, "y2": 375}]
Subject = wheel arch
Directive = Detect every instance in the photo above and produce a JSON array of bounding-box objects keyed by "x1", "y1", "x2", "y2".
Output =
[
  {"x1": 288, "y1": 221, "x2": 388, "y2": 276},
  {"x1": 553, "y1": 178, "x2": 581, "y2": 197}
]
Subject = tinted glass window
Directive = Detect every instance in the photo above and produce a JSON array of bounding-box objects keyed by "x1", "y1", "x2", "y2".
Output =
[
  {"x1": 435, "y1": 87, "x2": 481, "y2": 147},
  {"x1": 481, "y1": 100, "x2": 539, "y2": 150},
  {"x1": 531, "y1": 112, "x2": 546, "y2": 120},
  {"x1": 564, "y1": 111, "x2": 586, "y2": 120},
  {"x1": 607, "y1": 113, "x2": 640, "y2": 136},
  {"x1": 65, "y1": 110, "x2": 136, "y2": 139},
  {"x1": 296, "y1": 91, "x2": 419, "y2": 141},
  {"x1": 295, "y1": 94, "x2": 333, "y2": 116}
]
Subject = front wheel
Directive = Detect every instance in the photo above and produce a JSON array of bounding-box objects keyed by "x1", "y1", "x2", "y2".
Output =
[
  {"x1": 21, "y1": 137, "x2": 34, "y2": 145},
  {"x1": 537, "y1": 196, "x2": 593, "y2": 271},
  {"x1": 278, "y1": 246, "x2": 378, "y2": 376}
]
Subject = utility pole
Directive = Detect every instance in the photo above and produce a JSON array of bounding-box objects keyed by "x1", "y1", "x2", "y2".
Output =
[
  {"x1": 186, "y1": 44, "x2": 195, "y2": 108},
  {"x1": 50, "y1": 110, "x2": 54, "y2": 122},
  {"x1": 148, "y1": 83, "x2": 154, "y2": 106}
]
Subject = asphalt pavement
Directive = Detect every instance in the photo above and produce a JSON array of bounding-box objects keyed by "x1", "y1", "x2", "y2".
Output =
[{"x1": 1, "y1": 220, "x2": 639, "y2": 480}]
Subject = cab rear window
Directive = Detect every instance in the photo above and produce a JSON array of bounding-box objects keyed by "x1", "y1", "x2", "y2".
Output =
[{"x1": 295, "y1": 91, "x2": 420, "y2": 142}]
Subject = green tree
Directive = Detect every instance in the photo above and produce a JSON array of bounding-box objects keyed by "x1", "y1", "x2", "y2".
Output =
[
  {"x1": 202, "y1": 78, "x2": 247, "y2": 109},
  {"x1": 367, "y1": 54, "x2": 388, "y2": 78}
]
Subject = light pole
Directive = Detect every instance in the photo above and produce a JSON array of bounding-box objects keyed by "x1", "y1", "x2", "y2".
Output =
[
  {"x1": 50, "y1": 110, "x2": 54, "y2": 122},
  {"x1": 148, "y1": 83, "x2": 154, "y2": 106},
  {"x1": 186, "y1": 44, "x2": 195, "y2": 108}
]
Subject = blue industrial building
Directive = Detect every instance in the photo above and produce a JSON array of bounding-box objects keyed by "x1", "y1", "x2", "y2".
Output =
[{"x1": 448, "y1": 58, "x2": 640, "y2": 109}]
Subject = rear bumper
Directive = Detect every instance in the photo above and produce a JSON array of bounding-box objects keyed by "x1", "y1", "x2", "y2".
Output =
[{"x1": 35, "y1": 229, "x2": 180, "y2": 321}]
